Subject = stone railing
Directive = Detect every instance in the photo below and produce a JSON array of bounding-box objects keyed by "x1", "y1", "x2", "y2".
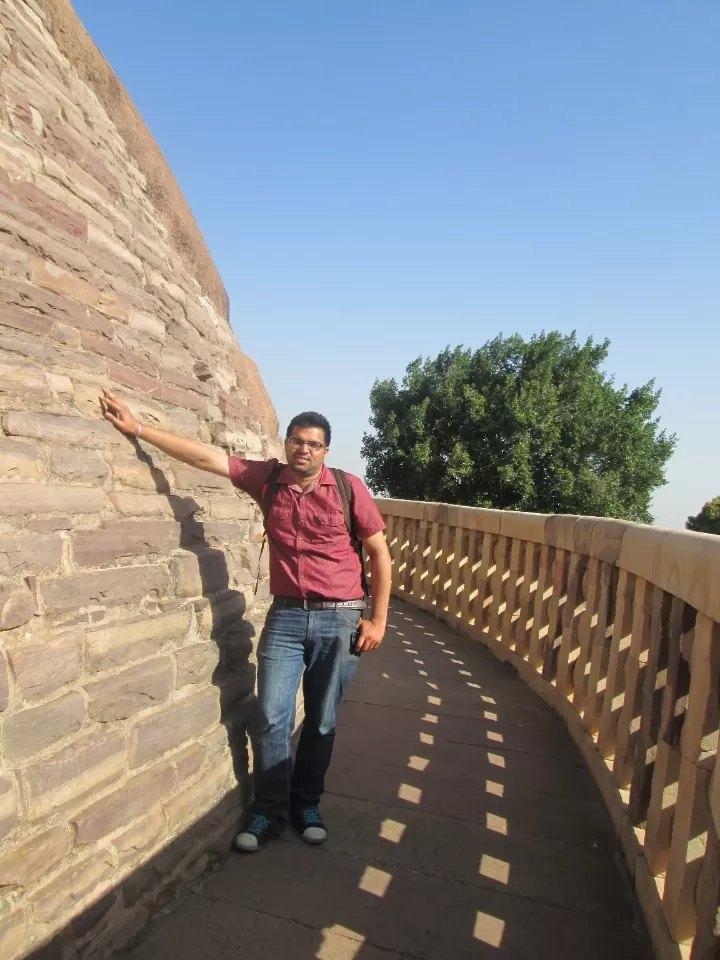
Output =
[{"x1": 376, "y1": 498, "x2": 720, "y2": 960}]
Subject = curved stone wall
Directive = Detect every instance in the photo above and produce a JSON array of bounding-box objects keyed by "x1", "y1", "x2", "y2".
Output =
[{"x1": 0, "y1": 2, "x2": 280, "y2": 957}]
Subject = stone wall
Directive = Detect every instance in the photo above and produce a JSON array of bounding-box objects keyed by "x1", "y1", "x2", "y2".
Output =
[{"x1": 0, "y1": 2, "x2": 281, "y2": 957}]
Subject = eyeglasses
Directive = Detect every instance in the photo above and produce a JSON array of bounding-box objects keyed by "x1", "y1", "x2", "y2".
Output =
[{"x1": 287, "y1": 437, "x2": 326, "y2": 452}]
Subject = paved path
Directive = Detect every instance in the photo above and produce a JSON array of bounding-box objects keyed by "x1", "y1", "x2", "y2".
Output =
[{"x1": 124, "y1": 599, "x2": 652, "y2": 960}]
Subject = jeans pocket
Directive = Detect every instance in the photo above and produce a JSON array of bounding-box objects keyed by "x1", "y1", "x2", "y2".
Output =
[{"x1": 337, "y1": 607, "x2": 363, "y2": 629}]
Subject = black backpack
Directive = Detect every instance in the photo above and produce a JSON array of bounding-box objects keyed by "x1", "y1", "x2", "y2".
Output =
[{"x1": 255, "y1": 462, "x2": 368, "y2": 596}]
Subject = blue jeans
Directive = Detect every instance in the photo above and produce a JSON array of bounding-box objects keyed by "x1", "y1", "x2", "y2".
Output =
[{"x1": 251, "y1": 603, "x2": 362, "y2": 829}]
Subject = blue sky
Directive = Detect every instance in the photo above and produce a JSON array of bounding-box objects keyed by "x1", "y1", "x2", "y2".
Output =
[{"x1": 74, "y1": 1, "x2": 720, "y2": 529}]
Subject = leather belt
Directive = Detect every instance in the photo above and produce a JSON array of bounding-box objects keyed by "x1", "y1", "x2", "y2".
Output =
[{"x1": 273, "y1": 597, "x2": 366, "y2": 611}]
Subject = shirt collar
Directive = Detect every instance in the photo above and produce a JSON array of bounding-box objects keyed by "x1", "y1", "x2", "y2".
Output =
[{"x1": 278, "y1": 462, "x2": 337, "y2": 488}]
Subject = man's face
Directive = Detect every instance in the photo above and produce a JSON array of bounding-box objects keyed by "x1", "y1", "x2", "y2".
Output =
[{"x1": 284, "y1": 426, "x2": 328, "y2": 477}]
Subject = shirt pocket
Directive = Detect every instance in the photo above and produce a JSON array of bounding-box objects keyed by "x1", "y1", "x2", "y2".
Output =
[{"x1": 306, "y1": 505, "x2": 348, "y2": 545}]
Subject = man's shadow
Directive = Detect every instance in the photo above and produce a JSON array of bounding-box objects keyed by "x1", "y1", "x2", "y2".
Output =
[{"x1": 134, "y1": 441, "x2": 260, "y2": 801}]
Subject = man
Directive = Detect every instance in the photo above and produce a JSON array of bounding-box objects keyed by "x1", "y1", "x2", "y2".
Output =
[{"x1": 100, "y1": 390, "x2": 391, "y2": 852}]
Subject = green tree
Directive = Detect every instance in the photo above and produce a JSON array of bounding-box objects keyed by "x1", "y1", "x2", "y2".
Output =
[
  {"x1": 362, "y1": 332, "x2": 676, "y2": 523},
  {"x1": 686, "y1": 498, "x2": 720, "y2": 535}
]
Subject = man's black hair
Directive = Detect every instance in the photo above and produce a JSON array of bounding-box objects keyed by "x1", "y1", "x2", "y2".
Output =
[{"x1": 286, "y1": 412, "x2": 331, "y2": 447}]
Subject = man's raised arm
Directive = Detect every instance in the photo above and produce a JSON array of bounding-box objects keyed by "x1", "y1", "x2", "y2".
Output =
[{"x1": 100, "y1": 388, "x2": 230, "y2": 478}]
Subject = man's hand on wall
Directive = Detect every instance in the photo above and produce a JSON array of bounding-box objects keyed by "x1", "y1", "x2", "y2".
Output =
[{"x1": 100, "y1": 389, "x2": 140, "y2": 436}]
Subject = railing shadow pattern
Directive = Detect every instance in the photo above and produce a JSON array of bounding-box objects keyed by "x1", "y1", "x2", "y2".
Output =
[{"x1": 377, "y1": 498, "x2": 720, "y2": 960}]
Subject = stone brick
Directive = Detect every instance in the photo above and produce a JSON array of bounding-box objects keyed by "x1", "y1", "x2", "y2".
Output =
[
  {"x1": 112, "y1": 810, "x2": 165, "y2": 867},
  {"x1": 172, "y1": 462, "x2": 228, "y2": 490},
  {"x1": 73, "y1": 520, "x2": 182, "y2": 566},
  {"x1": 87, "y1": 609, "x2": 191, "y2": 671},
  {"x1": 172, "y1": 742, "x2": 208, "y2": 783},
  {"x1": 0, "y1": 651, "x2": 8, "y2": 712},
  {"x1": 85, "y1": 657, "x2": 174, "y2": 722},
  {"x1": 160, "y1": 366, "x2": 213, "y2": 398},
  {"x1": 5, "y1": 411, "x2": 124, "y2": 448},
  {"x1": 41, "y1": 564, "x2": 171, "y2": 615},
  {"x1": 0, "y1": 776, "x2": 18, "y2": 840},
  {"x1": 0, "y1": 578, "x2": 35, "y2": 630},
  {"x1": 112, "y1": 458, "x2": 170, "y2": 492},
  {"x1": 175, "y1": 643, "x2": 217, "y2": 689},
  {"x1": 0, "y1": 275, "x2": 111, "y2": 337},
  {"x1": 51, "y1": 447, "x2": 109, "y2": 485},
  {"x1": 0, "y1": 483, "x2": 106, "y2": 517},
  {"x1": 198, "y1": 522, "x2": 246, "y2": 546},
  {"x1": 104, "y1": 357, "x2": 158, "y2": 392},
  {"x1": 9, "y1": 631, "x2": 82, "y2": 701},
  {"x1": 129, "y1": 688, "x2": 221, "y2": 768},
  {"x1": 13, "y1": 180, "x2": 87, "y2": 240},
  {"x1": 211, "y1": 498, "x2": 256, "y2": 521},
  {"x1": 72, "y1": 764, "x2": 175, "y2": 844},
  {"x1": 0, "y1": 438, "x2": 43, "y2": 479},
  {"x1": 24, "y1": 731, "x2": 126, "y2": 818},
  {"x1": 128, "y1": 309, "x2": 165, "y2": 342},
  {"x1": 0, "y1": 302, "x2": 53, "y2": 339},
  {"x1": 4, "y1": 692, "x2": 85, "y2": 760},
  {"x1": 170, "y1": 552, "x2": 231, "y2": 598},
  {"x1": 163, "y1": 760, "x2": 234, "y2": 832},
  {"x1": 168, "y1": 408, "x2": 201, "y2": 438},
  {"x1": 158, "y1": 382, "x2": 206, "y2": 412},
  {"x1": 32, "y1": 850, "x2": 115, "y2": 923},
  {"x1": 0, "y1": 329, "x2": 56, "y2": 363},
  {"x1": 0, "y1": 910, "x2": 26, "y2": 960},
  {"x1": 109, "y1": 491, "x2": 204, "y2": 520},
  {"x1": 0, "y1": 533, "x2": 63, "y2": 576},
  {"x1": 27, "y1": 516, "x2": 71, "y2": 532},
  {"x1": 0, "y1": 826, "x2": 71, "y2": 888},
  {"x1": 0, "y1": 357, "x2": 51, "y2": 406}
]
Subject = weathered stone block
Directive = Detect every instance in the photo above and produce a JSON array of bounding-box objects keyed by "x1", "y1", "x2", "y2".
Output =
[
  {"x1": 211, "y1": 498, "x2": 256, "y2": 521},
  {"x1": 0, "y1": 438, "x2": 42, "y2": 479},
  {"x1": 9, "y1": 631, "x2": 82, "y2": 700},
  {"x1": 112, "y1": 810, "x2": 165, "y2": 867},
  {"x1": 25, "y1": 731, "x2": 126, "y2": 818},
  {"x1": 0, "y1": 776, "x2": 18, "y2": 840},
  {"x1": 72, "y1": 764, "x2": 175, "y2": 844},
  {"x1": 170, "y1": 552, "x2": 230, "y2": 598},
  {"x1": 163, "y1": 760, "x2": 234, "y2": 832},
  {"x1": 4, "y1": 411, "x2": 123, "y2": 448},
  {"x1": 0, "y1": 652, "x2": 8, "y2": 712},
  {"x1": 168, "y1": 408, "x2": 201, "y2": 438},
  {"x1": 175, "y1": 643, "x2": 217, "y2": 688},
  {"x1": 87, "y1": 609, "x2": 191, "y2": 671},
  {"x1": 73, "y1": 520, "x2": 182, "y2": 566},
  {"x1": 109, "y1": 491, "x2": 198, "y2": 518},
  {"x1": 51, "y1": 447, "x2": 109, "y2": 484},
  {"x1": 172, "y1": 743, "x2": 208, "y2": 783},
  {"x1": 0, "y1": 484, "x2": 106, "y2": 516},
  {"x1": 41, "y1": 564, "x2": 171, "y2": 614},
  {"x1": 0, "y1": 826, "x2": 71, "y2": 888},
  {"x1": 172, "y1": 462, "x2": 228, "y2": 490},
  {"x1": 0, "y1": 578, "x2": 35, "y2": 630},
  {"x1": 112, "y1": 458, "x2": 170, "y2": 492},
  {"x1": 85, "y1": 657, "x2": 173, "y2": 721},
  {"x1": 0, "y1": 533, "x2": 63, "y2": 576},
  {"x1": 129, "y1": 688, "x2": 220, "y2": 768},
  {"x1": 32, "y1": 850, "x2": 115, "y2": 923},
  {"x1": 0, "y1": 910, "x2": 26, "y2": 960},
  {"x1": 4, "y1": 692, "x2": 85, "y2": 760},
  {"x1": 27, "y1": 516, "x2": 72, "y2": 532}
]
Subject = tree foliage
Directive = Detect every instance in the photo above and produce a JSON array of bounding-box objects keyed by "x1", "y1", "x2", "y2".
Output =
[
  {"x1": 362, "y1": 332, "x2": 676, "y2": 523},
  {"x1": 686, "y1": 498, "x2": 720, "y2": 536}
]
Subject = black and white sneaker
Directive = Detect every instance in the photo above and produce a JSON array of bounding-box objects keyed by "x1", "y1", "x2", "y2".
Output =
[
  {"x1": 234, "y1": 814, "x2": 278, "y2": 853},
  {"x1": 291, "y1": 807, "x2": 328, "y2": 845}
]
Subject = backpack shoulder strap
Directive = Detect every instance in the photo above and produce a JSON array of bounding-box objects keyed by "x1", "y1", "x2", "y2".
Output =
[
  {"x1": 331, "y1": 468, "x2": 355, "y2": 539},
  {"x1": 260, "y1": 460, "x2": 284, "y2": 528}
]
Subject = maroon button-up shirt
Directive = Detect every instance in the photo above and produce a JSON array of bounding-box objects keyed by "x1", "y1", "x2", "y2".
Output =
[{"x1": 228, "y1": 458, "x2": 385, "y2": 600}]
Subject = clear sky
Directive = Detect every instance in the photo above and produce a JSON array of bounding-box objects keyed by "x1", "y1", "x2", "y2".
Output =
[{"x1": 73, "y1": 0, "x2": 720, "y2": 529}]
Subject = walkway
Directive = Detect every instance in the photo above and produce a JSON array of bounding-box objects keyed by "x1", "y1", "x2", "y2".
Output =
[{"x1": 123, "y1": 599, "x2": 653, "y2": 960}]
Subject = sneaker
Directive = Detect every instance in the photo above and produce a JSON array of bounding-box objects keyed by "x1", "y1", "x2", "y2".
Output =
[
  {"x1": 234, "y1": 813, "x2": 278, "y2": 853},
  {"x1": 291, "y1": 807, "x2": 328, "y2": 845}
]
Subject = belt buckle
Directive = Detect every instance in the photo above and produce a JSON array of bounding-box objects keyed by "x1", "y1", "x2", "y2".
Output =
[{"x1": 302, "y1": 598, "x2": 309, "y2": 610}]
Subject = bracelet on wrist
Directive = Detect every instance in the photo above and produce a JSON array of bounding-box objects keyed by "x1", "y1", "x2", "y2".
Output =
[{"x1": 134, "y1": 423, "x2": 143, "y2": 440}]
